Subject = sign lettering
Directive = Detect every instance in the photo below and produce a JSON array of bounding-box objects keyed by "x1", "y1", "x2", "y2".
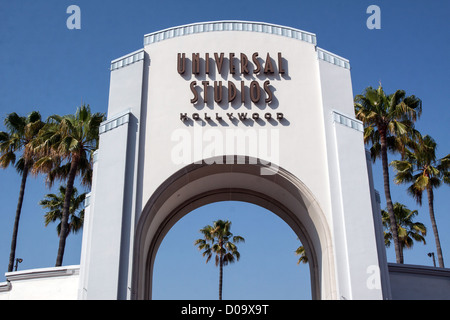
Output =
[{"x1": 178, "y1": 52, "x2": 287, "y2": 124}]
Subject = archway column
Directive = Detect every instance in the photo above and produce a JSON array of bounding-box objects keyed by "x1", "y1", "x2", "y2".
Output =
[{"x1": 78, "y1": 56, "x2": 145, "y2": 300}]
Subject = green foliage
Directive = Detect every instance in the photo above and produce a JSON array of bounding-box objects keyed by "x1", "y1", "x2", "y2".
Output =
[
  {"x1": 355, "y1": 84, "x2": 422, "y2": 162},
  {"x1": 0, "y1": 111, "x2": 45, "y2": 272},
  {"x1": 194, "y1": 220, "x2": 245, "y2": 267},
  {"x1": 382, "y1": 202, "x2": 426, "y2": 252},
  {"x1": 354, "y1": 84, "x2": 423, "y2": 265},
  {"x1": 32, "y1": 104, "x2": 104, "y2": 267},
  {"x1": 39, "y1": 185, "x2": 86, "y2": 236},
  {"x1": 391, "y1": 134, "x2": 450, "y2": 205},
  {"x1": 33, "y1": 104, "x2": 105, "y2": 188},
  {"x1": 295, "y1": 245, "x2": 308, "y2": 265},
  {"x1": 0, "y1": 111, "x2": 45, "y2": 172},
  {"x1": 194, "y1": 219, "x2": 245, "y2": 300}
]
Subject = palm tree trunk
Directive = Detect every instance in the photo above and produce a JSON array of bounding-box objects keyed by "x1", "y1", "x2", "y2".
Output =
[
  {"x1": 427, "y1": 186, "x2": 444, "y2": 268},
  {"x1": 8, "y1": 164, "x2": 29, "y2": 272},
  {"x1": 55, "y1": 156, "x2": 79, "y2": 267},
  {"x1": 380, "y1": 132, "x2": 403, "y2": 264},
  {"x1": 219, "y1": 255, "x2": 223, "y2": 300}
]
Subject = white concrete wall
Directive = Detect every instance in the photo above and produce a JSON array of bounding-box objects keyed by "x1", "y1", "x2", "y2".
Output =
[
  {"x1": 140, "y1": 29, "x2": 331, "y2": 220},
  {"x1": 317, "y1": 56, "x2": 382, "y2": 299},
  {"x1": 79, "y1": 56, "x2": 145, "y2": 299},
  {"x1": 0, "y1": 266, "x2": 79, "y2": 300},
  {"x1": 80, "y1": 21, "x2": 386, "y2": 300},
  {"x1": 3, "y1": 264, "x2": 450, "y2": 300}
]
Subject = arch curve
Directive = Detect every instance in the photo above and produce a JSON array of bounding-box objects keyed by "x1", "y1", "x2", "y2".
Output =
[{"x1": 132, "y1": 156, "x2": 337, "y2": 300}]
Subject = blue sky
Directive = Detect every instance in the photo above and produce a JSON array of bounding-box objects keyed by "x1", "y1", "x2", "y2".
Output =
[{"x1": 0, "y1": 0, "x2": 449, "y2": 300}]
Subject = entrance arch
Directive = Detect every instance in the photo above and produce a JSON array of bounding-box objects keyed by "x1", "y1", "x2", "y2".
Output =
[
  {"x1": 132, "y1": 156, "x2": 337, "y2": 300},
  {"x1": 79, "y1": 21, "x2": 388, "y2": 300}
]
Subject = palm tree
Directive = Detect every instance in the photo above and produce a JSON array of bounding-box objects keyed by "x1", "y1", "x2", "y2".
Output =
[
  {"x1": 391, "y1": 134, "x2": 450, "y2": 268},
  {"x1": 295, "y1": 245, "x2": 308, "y2": 265},
  {"x1": 354, "y1": 84, "x2": 422, "y2": 264},
  {"x1": 194, "y1": 220, "x2": 245, "y2": 300},
  {"x1": 0, "y1": 111, "x2": 44, "y2": 272},
  {"x1": 381, "y1": 202, "x2": 427, "y2": 261},
  {"x1": 39, "y1": 185, "x2": 85, "y2": 238},
  {"x1": 33, "y1": 105, "x2": 104, "y2": 267}
]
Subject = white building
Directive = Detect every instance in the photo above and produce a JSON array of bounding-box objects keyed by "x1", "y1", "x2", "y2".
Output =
[{"x1": 2, "y1": 21, "x2": 450, "y2": 300}]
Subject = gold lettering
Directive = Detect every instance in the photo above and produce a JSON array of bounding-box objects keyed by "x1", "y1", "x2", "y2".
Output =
[
  {"x1": 252, "y1": 53, "x2": 261, "y2": 74},
  {"x1": 192, "y1": 53, "x2": 200, "y2": 75},
  {"x1": 278, "y1": 53, "x2": 285, "y2": 74},
  {"x1": 229, "y1": 53, "x2": 235, "y2": 74},
  {"x1": 264, "y1": 80, "x2": 273, "y2": 103},
  {"x1": 240, "y1": 53, "x2": 249, "y2": 74},
  {"x1": 264, "y1": 53, "x2": 274, "y2": 74},
  {"x1": 190, "y1": 81, "x2": 198, "y2": 104},
  {"x1": 177, "y1": 53, "x2": 186, "y2": 74},
  {"x1": 214, "y1": 81, "x2": 223, "y2": 103},
  {"x1": 214, "y1": 53, "x2": 224, "y2": 74},
  {"x1": 202, "y1": 81, "x2": 209, "y2": 104},
  {"x1": 228, "y1": 81, "x2": 237, "y2": 103},
  {"x1": 250, "y1": 81, "x2": 261, "y2": 103},
  {"x1": 179, "y1": 53, "x2": 286, "y2": 106},
  {"x1": 205, "y1": 53, "x2": 210, "y2": 75}
]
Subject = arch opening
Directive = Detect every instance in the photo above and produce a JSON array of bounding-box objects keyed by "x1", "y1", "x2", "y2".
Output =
[
  {"x1": 152, "y1": 201, "x2": 312, "y2": 300},
  {"x1": 132, "y1": 157, "x2": 337, "y2": 300}
]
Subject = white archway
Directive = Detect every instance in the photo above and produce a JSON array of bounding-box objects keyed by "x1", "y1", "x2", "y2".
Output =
[
  {"x1": 132, "y1": 156, "x2": 337, "y2": 300},
  {"x1": 79, "y1": 21, "x2": 387, "y2": 300}
]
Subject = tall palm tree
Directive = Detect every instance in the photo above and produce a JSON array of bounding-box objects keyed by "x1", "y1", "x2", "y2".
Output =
[
  {"x1": 355, "y1": 84, "x2": 422, "y2": 264},
  {"x1": 194, "y1": 220, "x2": 245, "y2": 300},
  {"x1": 381, "y1": 202, "x2": 427, "y2": 261},
  {"x1": 33, "y1": 105, "x2": 104, "y2": 267},
  {"x1": 391, "y1": 134, "x2": 450, "y2": 268},
  {"x1": 39, "y1": 185, "x2": 85, "y2": 238},
  {"x1": 0, "y1": 111, "x2": 44, "y2": 272}
]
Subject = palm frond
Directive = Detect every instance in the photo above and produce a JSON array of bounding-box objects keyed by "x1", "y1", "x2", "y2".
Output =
[
  {"x1": 39, "y1": 185, "x2": 85, "y2": 235},
  {"x1": 194, "y1": 219, "x2": 245, "y2": 270}
]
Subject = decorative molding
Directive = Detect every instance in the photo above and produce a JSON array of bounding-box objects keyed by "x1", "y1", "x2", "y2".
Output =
[
  {"x1": 143, "y1": 20, "x2": 317, "y2": 46},
  {"x1": 111, "y1": 22, "x2": 350, "y2": 71},
  {"x1": 333, "y1": 111, "x2": 363, "y2": 132},
  {"x1": 93, "y1": 150, "x2": 98, "y2": 164},
  {"x1": 85, "y1": 193, "x2": 91, "y2": 208},
  {"x1": 5, "y1": 265, "x2": 80, "y2": 282},
  {"x1": 99, "y1": 110, "x2": 131, "y2": 135},
  {"x1": 110, "y1": 49, "x2": 145, "y2": 71},
  {"x1": 0, "y1": 281, "x2": 11, "y2": 292},
  {"x1": 388, "y1": 263, "x2": 450, "y2": 277},
  {"x1": 317, "y1": 48, "x2": 350, "y2": 69}
]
